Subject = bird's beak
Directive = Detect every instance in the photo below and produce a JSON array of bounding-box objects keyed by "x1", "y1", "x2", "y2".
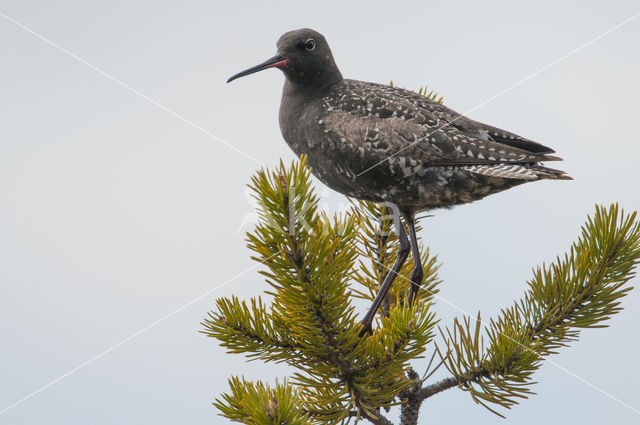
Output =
[{"x1": 226, "y1": 54, "x2": 290, "y2": 83}]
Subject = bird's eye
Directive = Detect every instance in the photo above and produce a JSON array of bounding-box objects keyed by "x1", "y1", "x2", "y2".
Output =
[{"x1": 304, "y1": 39, "x2": 316, "y2": 51}]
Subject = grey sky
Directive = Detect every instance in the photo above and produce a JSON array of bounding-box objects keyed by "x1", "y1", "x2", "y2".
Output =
[{"x1": 1, "y1": 1, "x2": 639, "y2": 424}]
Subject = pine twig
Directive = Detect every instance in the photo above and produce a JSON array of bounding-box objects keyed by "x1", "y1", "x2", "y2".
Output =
[{"x1": 418, "y1": 376, "x2": 462, "y2": 401}]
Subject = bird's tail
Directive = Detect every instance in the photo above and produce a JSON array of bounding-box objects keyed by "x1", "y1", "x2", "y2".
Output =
[
  {"x1": 532, "y1": 165, "x2": 573, "y2": 180},
  {"x1": 464, "y1": 163, "x2": 572, "y2": 180}
]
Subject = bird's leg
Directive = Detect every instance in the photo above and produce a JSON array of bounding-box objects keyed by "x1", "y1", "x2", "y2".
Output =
[
  {"x1": 360, "y1": 203, "x2": 410, "y2": 335},
  {"x1": 405, "y1": 214, "x2": 424, "y2": 305}
]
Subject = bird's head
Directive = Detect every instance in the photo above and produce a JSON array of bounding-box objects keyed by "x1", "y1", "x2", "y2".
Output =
[{"x1": 227, "y1": 28, "x2": 343, "y2": 90}]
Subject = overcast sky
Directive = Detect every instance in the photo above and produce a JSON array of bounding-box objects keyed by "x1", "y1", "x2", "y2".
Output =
[{"x1": 1, "y1": 1, "x2": 639, "y2": 424}]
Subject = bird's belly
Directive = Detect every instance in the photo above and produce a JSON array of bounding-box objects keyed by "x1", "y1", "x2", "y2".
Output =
[
  {"x1": 303, "y1": 153, "x2": 386, "y2": 202},
  {"x1": 380, "y1": 167, "x2": 527, "y2": 211},
  {"x1": 307, "y1": 156, "x2": 527, "y2": 212}
]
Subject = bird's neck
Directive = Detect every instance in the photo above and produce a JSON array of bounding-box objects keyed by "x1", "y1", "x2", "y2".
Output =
[{"x1": 282, "y1": 72, "x2": 343, "y2": 100}]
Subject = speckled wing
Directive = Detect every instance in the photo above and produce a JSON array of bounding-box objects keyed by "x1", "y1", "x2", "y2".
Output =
[
  {"x1": 319, "y1": 80, "x2": 565, "y2": 180},
  {"x1": 404, "y1": 92, "x2": 558, "y2": 155}
]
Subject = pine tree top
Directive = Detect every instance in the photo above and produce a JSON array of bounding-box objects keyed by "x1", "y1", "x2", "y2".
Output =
[{"x1": 202, "y1": 157, "x2": 639, "y2": 425}]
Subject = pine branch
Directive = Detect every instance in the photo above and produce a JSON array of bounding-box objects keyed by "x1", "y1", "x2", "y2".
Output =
[
  {"x1": 215, "y1": 377, "x2": 310, "y2": 425},
  {"x1": 433, "y1": 204, "x2": 639, "y2": 416},
  {"x1": 201, "y1": 296, "x2": 306, "y2": 364},
  {"x1": 398, "y1": 369, "x2": 422, "y2": 425},
  {"x1": 207, "y1": 158, "x2": 437, "y2": 424},
  {"x1": 419, "y1": 376, "x2": 461, "y2": 400}
]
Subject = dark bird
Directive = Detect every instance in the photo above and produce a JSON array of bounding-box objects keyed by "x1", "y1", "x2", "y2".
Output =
[{"x1": 227, "y1": 28, "x2": 571, "y2": 334}]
